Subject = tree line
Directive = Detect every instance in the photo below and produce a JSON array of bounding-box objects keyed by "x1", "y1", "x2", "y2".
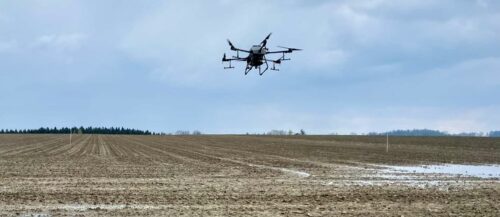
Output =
[
  {"x1": 0, "y1": 127, "x2": 152, "y2": 135},
  {"x1": 1, "y1": 127, "x2": 499, "y2": 137},
  {"x1": 263, "y1": 129, "x2": 306, "y2": 136},
  {"x1": 490, "y1": 131, "x2": 500, "y2": 137}
]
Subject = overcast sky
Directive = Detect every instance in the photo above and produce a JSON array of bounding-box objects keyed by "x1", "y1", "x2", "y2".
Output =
[{"x1": 1, "y1": 0, "x2": 499, "y2": 134}]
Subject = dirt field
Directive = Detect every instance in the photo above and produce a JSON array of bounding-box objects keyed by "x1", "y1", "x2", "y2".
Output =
[{"x1": 0, "y1": 135, "x2": 499, "y2": 216}]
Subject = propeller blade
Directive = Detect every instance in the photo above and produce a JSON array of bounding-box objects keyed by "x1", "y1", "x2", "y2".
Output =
[
  {"x1": 261, "y1": 33, "x2": 272, "y2": 47},
  {"x1": 222, "y1": 53, "x2": 227, "y2": 62},
  {"x1": 264, "y1": 32, "x2": 272, "y2": 41},
  {"x1": 227, "y1": 39, "x2": 235, "y2": 50},
  {"x1": 278, "y1": 46, "x2": 302, "y2": 51}
]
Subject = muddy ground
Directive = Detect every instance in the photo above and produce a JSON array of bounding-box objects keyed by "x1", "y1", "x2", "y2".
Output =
[{"x1": 0, "y1": 135, "x2": 498, "y2": 216}]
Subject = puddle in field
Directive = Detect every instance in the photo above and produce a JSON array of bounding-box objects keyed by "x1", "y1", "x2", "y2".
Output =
[
  {"x1": 383, "y1": 164, "x2": 500, "y2": 178},
  {"x1": 321, "y1": 164, "x2": 500, "y2": 188}
]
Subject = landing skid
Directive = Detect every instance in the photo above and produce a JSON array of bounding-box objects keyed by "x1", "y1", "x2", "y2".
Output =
[
  {"x1": 245, "y1": 65, "x2": 251, "y2": 75},
  {"x1": 259, "y1": 57, "x2": 269, "y2": 76},
  {"x1": 245, "y1": 63, "x2": 269, "y2": 76}
]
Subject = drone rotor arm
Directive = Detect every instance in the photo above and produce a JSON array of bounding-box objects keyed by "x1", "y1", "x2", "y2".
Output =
[
  {"x1": 223, "y1": 57, "x2": 247, "y2": 61},
  {"x1": 227, "y1": 39, "x2": 250, "y2": 53},
  {"x1": 232, "y1": 48, "x2": 250, "y2": 53},
  {"x1": 265, "y1": 58, "x2": 282, "y2": 64},
  {"x1": 266, "y1": 50, "x2": 291, "y2": 54}
]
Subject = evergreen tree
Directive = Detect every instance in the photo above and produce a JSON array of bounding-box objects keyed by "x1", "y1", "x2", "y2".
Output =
[{"x1": 0, "y1": 126, "x2": 158, "y2": 135}]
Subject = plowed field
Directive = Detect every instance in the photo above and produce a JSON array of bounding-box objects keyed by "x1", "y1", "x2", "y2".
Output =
[{"x1": 0, "y1": 135, "x2": 499, "y2": 216}]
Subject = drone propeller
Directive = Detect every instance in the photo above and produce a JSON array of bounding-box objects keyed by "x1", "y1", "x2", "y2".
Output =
[
  {"x1": 278, "y1": 46, "x2": 302, "y2": 52},
  {"x1": 227, "y1": 39, "x2": 236, "y2": 50},
  {"x1": 222, "y1": 53, "x2": 227, "y2": 62},
  {"x1": 260, "y1": 33, "x2": 272, "y2": 47}
]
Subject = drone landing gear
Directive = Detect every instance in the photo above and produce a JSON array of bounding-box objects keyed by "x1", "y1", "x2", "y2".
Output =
[
  {"x1": 281, "y1": 52, "x2": 291, "y2": 61},
  {"x1": 258, "y1": 63, "x2": 269, "y2": 76},
  {"x1": 271, "y1": 63, "x2": 279, "y2": 71},
  {"x1": 222, "y1": 53, "x2": 235, "y2": 69},
  {"x1": 244, "y1": 65, "x2": 251, "y2": 75},
  {"x1": 224, "y1": 60, "x2": 234, "y2": 69},
  {"x1": 258, "y1": 57, "x2": 270, "y2": 76}
]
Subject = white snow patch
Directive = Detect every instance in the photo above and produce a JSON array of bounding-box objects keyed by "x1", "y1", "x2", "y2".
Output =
[
  {"x1": 321, "y1": 179, "x2": 490, "y2": 189},
  {"x1": 246, "y1": 163, "x2": 310, "y2": 178},
  {"x1": 383, "y1": 164, "x2": 500, "y2": 178},
  {"x1": 278, "y1": 168, "x2": 311, "y2": 177},
  {"x1": 321, "y1": 164, "x2": 500, "y2": 188}
]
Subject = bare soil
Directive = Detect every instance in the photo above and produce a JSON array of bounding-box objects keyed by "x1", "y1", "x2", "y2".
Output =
[{"x1": 0, "y1": 135, "x2": 498, "y2": 216}]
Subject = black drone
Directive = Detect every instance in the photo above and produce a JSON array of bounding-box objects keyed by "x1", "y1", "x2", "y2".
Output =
[{"x1": 222, "y1": 33, "x2": 301, "y2": 75}]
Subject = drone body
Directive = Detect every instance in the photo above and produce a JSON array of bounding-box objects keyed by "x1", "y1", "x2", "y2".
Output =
[{"x1": 222, "y1": 33, "x2": 301, "y2": 75}]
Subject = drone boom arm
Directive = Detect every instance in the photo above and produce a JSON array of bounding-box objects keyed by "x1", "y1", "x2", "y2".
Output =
[
  {"x1": 223, "y1": 57, "x2": 247, "y2": 62},
  {"x1": 231, "y1": 48, "x2": 250, "y2": 53},
  {"x1": 223, "y1": 53, "x2": 247, "y2": 69},
  {"x1": 222, "y1": 53, "x2": 247, "y2": 62},
  {"x1": 227, "y1": 39, "x2": 250, "y2": 53},
  {"x1": 266, "y1": 50, "x2": 292, "y2": 54},
  {"x1": 264, "y1": 57, "x2": 283, "y2": 71}
]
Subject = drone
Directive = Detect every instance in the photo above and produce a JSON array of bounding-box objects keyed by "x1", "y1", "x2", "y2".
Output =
[{"x1": 222, "y1": 33, "x2": 301, "y2": 75}]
